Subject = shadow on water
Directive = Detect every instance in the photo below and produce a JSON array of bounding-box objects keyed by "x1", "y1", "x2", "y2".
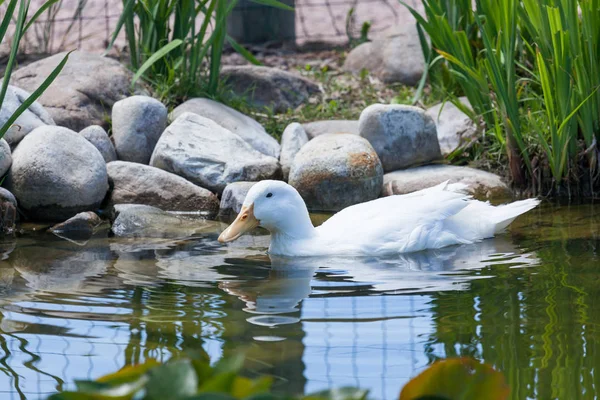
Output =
[{"x1": 0, "y1": 202, "x2": 598, "y2": 399}]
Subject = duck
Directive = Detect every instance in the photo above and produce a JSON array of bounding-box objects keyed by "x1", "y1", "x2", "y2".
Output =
[{"x1": 217, "y1": 180, "x2": 540, "y2": 257}]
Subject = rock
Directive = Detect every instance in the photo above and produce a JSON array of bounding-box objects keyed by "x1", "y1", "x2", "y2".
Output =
[
  {"x1": 112, "y1": 96, "x2": 168, "y2": 164},
  {"x1": 11, "y1": 51, "x2": 135, "y2": 131},
  {"x1": 289, "y1": 133, "x2": 383, "y2": 212},
  {"x1": 6, "y1": 126, "x2": 109, "y2": 221},
  {"x1": 79, "y1": 125, "x2": 117, "y2": 163},
  {"x1": 107, "y1": 161, "x2": 219, "y2": 214},
  {"x1": 220, "y1": 182, "x2": 257, "y2": 215},
  {"x1": 382, "y1": 165, "x2": 511, "y2": 200},
  {"x1": 280, "y1": 123, "x2": 308, "y2": 180},
  {"x1": 171, "y1": 98, "x2": 280, "y2": 158},
  {"x1": 302, "y1": 120, "x2": 359, "y2": 139},
  {"x1": 0, "y1": 139, "x2": 11, "y2": 176},
  {"x1": 0, "y1": 188, "x2": 17, "y2": 234},
  {"x1": 358, "y1": 104, "x2": 441, "y2": 172},
  {"x1": 426, "y1": 97, "x2": 478, "y2": 156},
  {"x1": 221, "y1": 65, "x2": 319, "y2": 112},
  {"x1": 343, "y1": 25, "x2": 424, "y2": 86},
  {"x1": 49, "y1": 211, "x2": 102, "y2": 241},
  {"x1": 111, "y1": 204, "x2": 220, "y2": 238},
  {"x1": 150, "y1": 112, "x2": 280, "y2": 194},
  {"x1": 0, "y1": 84, "x2": 55, "y2": 145}
]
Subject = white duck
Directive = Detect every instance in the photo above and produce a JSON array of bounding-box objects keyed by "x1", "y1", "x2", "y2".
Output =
[{"x1": 218, "y1": 180, "x2": 539, "y2": 257}]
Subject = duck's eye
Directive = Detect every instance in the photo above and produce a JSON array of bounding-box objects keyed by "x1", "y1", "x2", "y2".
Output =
[{"x1": 266, "y1": 192, "x2": 273, "y2": 198}]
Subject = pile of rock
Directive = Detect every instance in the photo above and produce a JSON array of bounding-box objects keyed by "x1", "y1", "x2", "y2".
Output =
[{"x1": 0, "y1": 50, "x2": 508, "y2": 240}]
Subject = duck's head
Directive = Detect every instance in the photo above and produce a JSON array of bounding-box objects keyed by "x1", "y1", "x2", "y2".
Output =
[{"x1": 218, "y1": 180, "x2": 314, "y2": 243}]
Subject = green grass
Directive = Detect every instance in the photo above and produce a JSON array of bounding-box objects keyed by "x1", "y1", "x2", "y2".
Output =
[{"x1": 404, "y1": 0, "x2": 600, "y2": 196}]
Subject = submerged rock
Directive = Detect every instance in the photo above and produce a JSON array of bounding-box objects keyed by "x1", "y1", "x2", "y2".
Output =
[
  {"x1": 343, "y1": 25, "x2": 424, "y2": 86},
  {"x1": 426, "y1": 97, "x2": 478, "y2": 156},
  {"x1": 111, "y1": 204, "x2": 222, "y2": 238},
  {"x1": 0, "y1": 84, "x2": 55, "y2": 146},
  {"x1": 0, "y1": 188, "x2": 17, "y2": 235},
  {"x1": 0, "y1": 139, "x2": 11, "y2": 176},
  {"x1": 79, "y1": 125, "x2": 117, "y2": 163},
  {"x1": 302, "y1": 120, "x2": 359, "y2": 139},
  {"x1": 289, "y1": 133, "x2": 383, "y2": 212},
  {"x1": 171, "y1": 98, "x2": 280, "y2": 158},
  {"x1": 221, "y1": 65, "x2": 319, "y2": 112},
  {"x1": 220, "y1": 181, "x2": 257, "y2": 215},
  {"x1": 382, "y1": 164, "x2": 511, "y2": 199},
  {"x1": 359, "y1": 104, "x2": 441, "y2": 172},
  {"x1": 11, "y1": 51, "x2": 135, "y2": 131},
  {"x1": 280, "y1": 122, "x2": 308, "y2": 181},
  {"x1": 107, "y1": 161, "x2": 219, "y2": 214},
  {"x1": 49, "y1": 211, "x2": 102, "y2": 241},
  {"x1": 112, "y1": 95, "x2": 168, "y2": 164},
  {"x1": 150, "y1": 112, "x2": 280, "y2": 194},
  {"x1": 6, "y1": 126, "x2": 109, "y2": 221}
]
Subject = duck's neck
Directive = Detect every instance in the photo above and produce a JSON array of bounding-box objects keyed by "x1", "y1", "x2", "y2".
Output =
[{"x1": 267, "y1": 208, "x2": 318, "y2": 254}]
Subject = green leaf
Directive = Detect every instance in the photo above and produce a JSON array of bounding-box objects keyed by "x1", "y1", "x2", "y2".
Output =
[
  {"x1": 305, "y1": 387, "x2": 369, "y2": 400},
  {"x1": 146, "y1": 358, "x2": 199, "y2": 400},
  {"x1": 74, "y1": 379, "x2": 148, "y2": 397},
  {"x1": 131, "y1": 39, "x2": 184, "y2": 86},
  {"x1": 97, "y1": 359, "x2": 161, "y2": 385},
  {"x1": 232, "y1": 376, "x2": 273, "y2": 398},
  {"x1": 0, "y1": 0, "x2": 18, "y2": 45},
  {"x1": 22, "y1": 0, "x2": 60, "y2": 34},
  {"x1": 226, "y1": 35, "x2": 262, "y2": 66},
  {"x1": 0, "y1": 51, "x2": 71, "y2": 140},
  {"x1": 399, "y1": 358, "x2": 509, "y2": 400},
  {"x1": 184, "y1": 394, "x2": 237, "y2": 400},
  {"x1": 249, "y1": 0, "x2": 293, "y2": 11},
  {"x1": 105, "y1": 0, "x2": 136, "y2": 54}
]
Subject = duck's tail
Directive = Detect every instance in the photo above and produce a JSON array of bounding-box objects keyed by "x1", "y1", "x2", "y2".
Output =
[{"x1": 491, "y1": 198, "x2": 541, "y2": 233}]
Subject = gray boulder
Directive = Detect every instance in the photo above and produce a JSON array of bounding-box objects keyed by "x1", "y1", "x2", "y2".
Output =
[
  {"x1": 343, "y1": 25, "x2": 424, "y2": 86},
  {"x1": 0, "y1": 188, "x2": 17, "y2": 207},
  {"x1": 0, "y1": 188, "x2": 17, "y2": 234},
  {"x1": 359, "y1": 104, "x2": 441, "y2": 172},
  {"x1": 221, "y1": 65, "x2": 319, "y2": 112},
  {"x1": 426, "y1": 97, "x2": 478, "y2": 156},
  {"x1": 6, "y1": 126, "x2": 109, "y2": 221},
  {"x1": 49, "y1": 211, "x2": 102, "y2": 241},
  {"x1": 303, "y1": 120, "x2": 359, "y2": 139},
  {"x1": 289, "y1": 133, "x2": 383, "y2": 212},
  {"x1": 0, "y1": 139, "x2": 11, "y2": 176},
  {"x1": 0, "y1": 84, "x2": 55, "y2": 145},
  {"x1": 112, "y1": 96, "x2": 168, "y2": 164},
  {"x1": 150, "y1": 113, "x2": 280, "y2": 194},
  {"x1": 382, "y1": 165, "x2": 510, "y2": 200},
  {"x1": 220, "y1": 181, "x2": 257, "y2": 215},
  {"x1": 11, "y1": 51, "x2": 135, "y2": 131},
  {"x1": 79, "y1": 125, "x2": 117, "y2": 163},
  {"x1": 107, "y1": 161, "x2": 219, "y2": 214},
  {"x1": 280, "y1": 123, "x2": 308, "y2": 180},
  {"x1": 111, "y1": 204, "x2": 222, "y2": 238},
  {"x1": 171, "y1": 98, "x2": 280, "y2": 158}
]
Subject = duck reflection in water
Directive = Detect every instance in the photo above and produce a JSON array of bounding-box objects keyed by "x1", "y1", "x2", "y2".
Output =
[{"x1": 218, "y1": 237, "x2": 538, "y2": 328}]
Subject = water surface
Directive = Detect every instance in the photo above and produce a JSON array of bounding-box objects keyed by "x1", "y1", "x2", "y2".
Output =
[{"x1": 0, "y1": 202, "x2": 599, "y2": 399}]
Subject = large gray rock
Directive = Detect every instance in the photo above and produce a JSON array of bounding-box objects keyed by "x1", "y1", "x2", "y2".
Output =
[
  {"x1": 6, "y1": 126, "x2": 109, "y2": 221},
  {"x1": 289, "y1": 133, "x2": 383, "y2": 212},
  {"x1": 302, "y1": 120, "x2": 359, "y2": 139},
  {"x1": 107, "y1": 161, "x2": 219, "y2": 214},
  {"x1": 11, "y1": 51, "x2": 135, "y2": 131},
  {"x1": 111, "y1": 204, "x2": 222, "y2": 238},
  {"x1": 0, "y1": 139, "x2": 11, "y2": 176},
  {"x1": 79, "y1": 125, "x2": 117, "y2": 163},
  {"x1": 112, "y1": 96, "x2": 168, "y2": 164},
  {"x1": 0, "y1": 188, "x2": 17, "y2": 208},
  {"x1": 280, "y1": 122, "x2": 308, "y2": 180},
  {"x1": 382, "y1": 165, "x2": 510, "y2": 200},
  {"x1": 359, "y1": 104, "x2": 441, "y2": 172},
  {"x1": 150, "y1": 112, "x2": 280, "y2": 194},
  {"x1": 219, "y1": 181, "x2": 257, "y2": 215},
  {"x1": 426, "y1": 97, "x2": 478, "y2": 156},
  {"x1": 171, "y1": 98, "x2": 280, "y2": 158},
  {"x1": 343, "y1": 25, "x2": 424, "y2": 85},
  {"x1": 0, "y1": 84, "x2": 55, "y2": 145},
  {"x1": 221, "y1": 65, "x2": 319, "y2": 112}
]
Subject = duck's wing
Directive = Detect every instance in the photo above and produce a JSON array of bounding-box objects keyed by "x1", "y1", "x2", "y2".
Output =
[{"x1": 316, "y1": 183, "x2": 473, "y2": 254}]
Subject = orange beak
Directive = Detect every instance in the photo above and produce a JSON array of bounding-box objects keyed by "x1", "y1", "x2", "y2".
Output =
[{"x1": 218, "y1": 204, "x2": 260, "y2": 243}]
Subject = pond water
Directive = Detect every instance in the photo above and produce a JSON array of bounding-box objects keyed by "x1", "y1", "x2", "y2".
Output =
[{"x1": 0, "y1": 202, "x2": 599, "y2": 400}]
